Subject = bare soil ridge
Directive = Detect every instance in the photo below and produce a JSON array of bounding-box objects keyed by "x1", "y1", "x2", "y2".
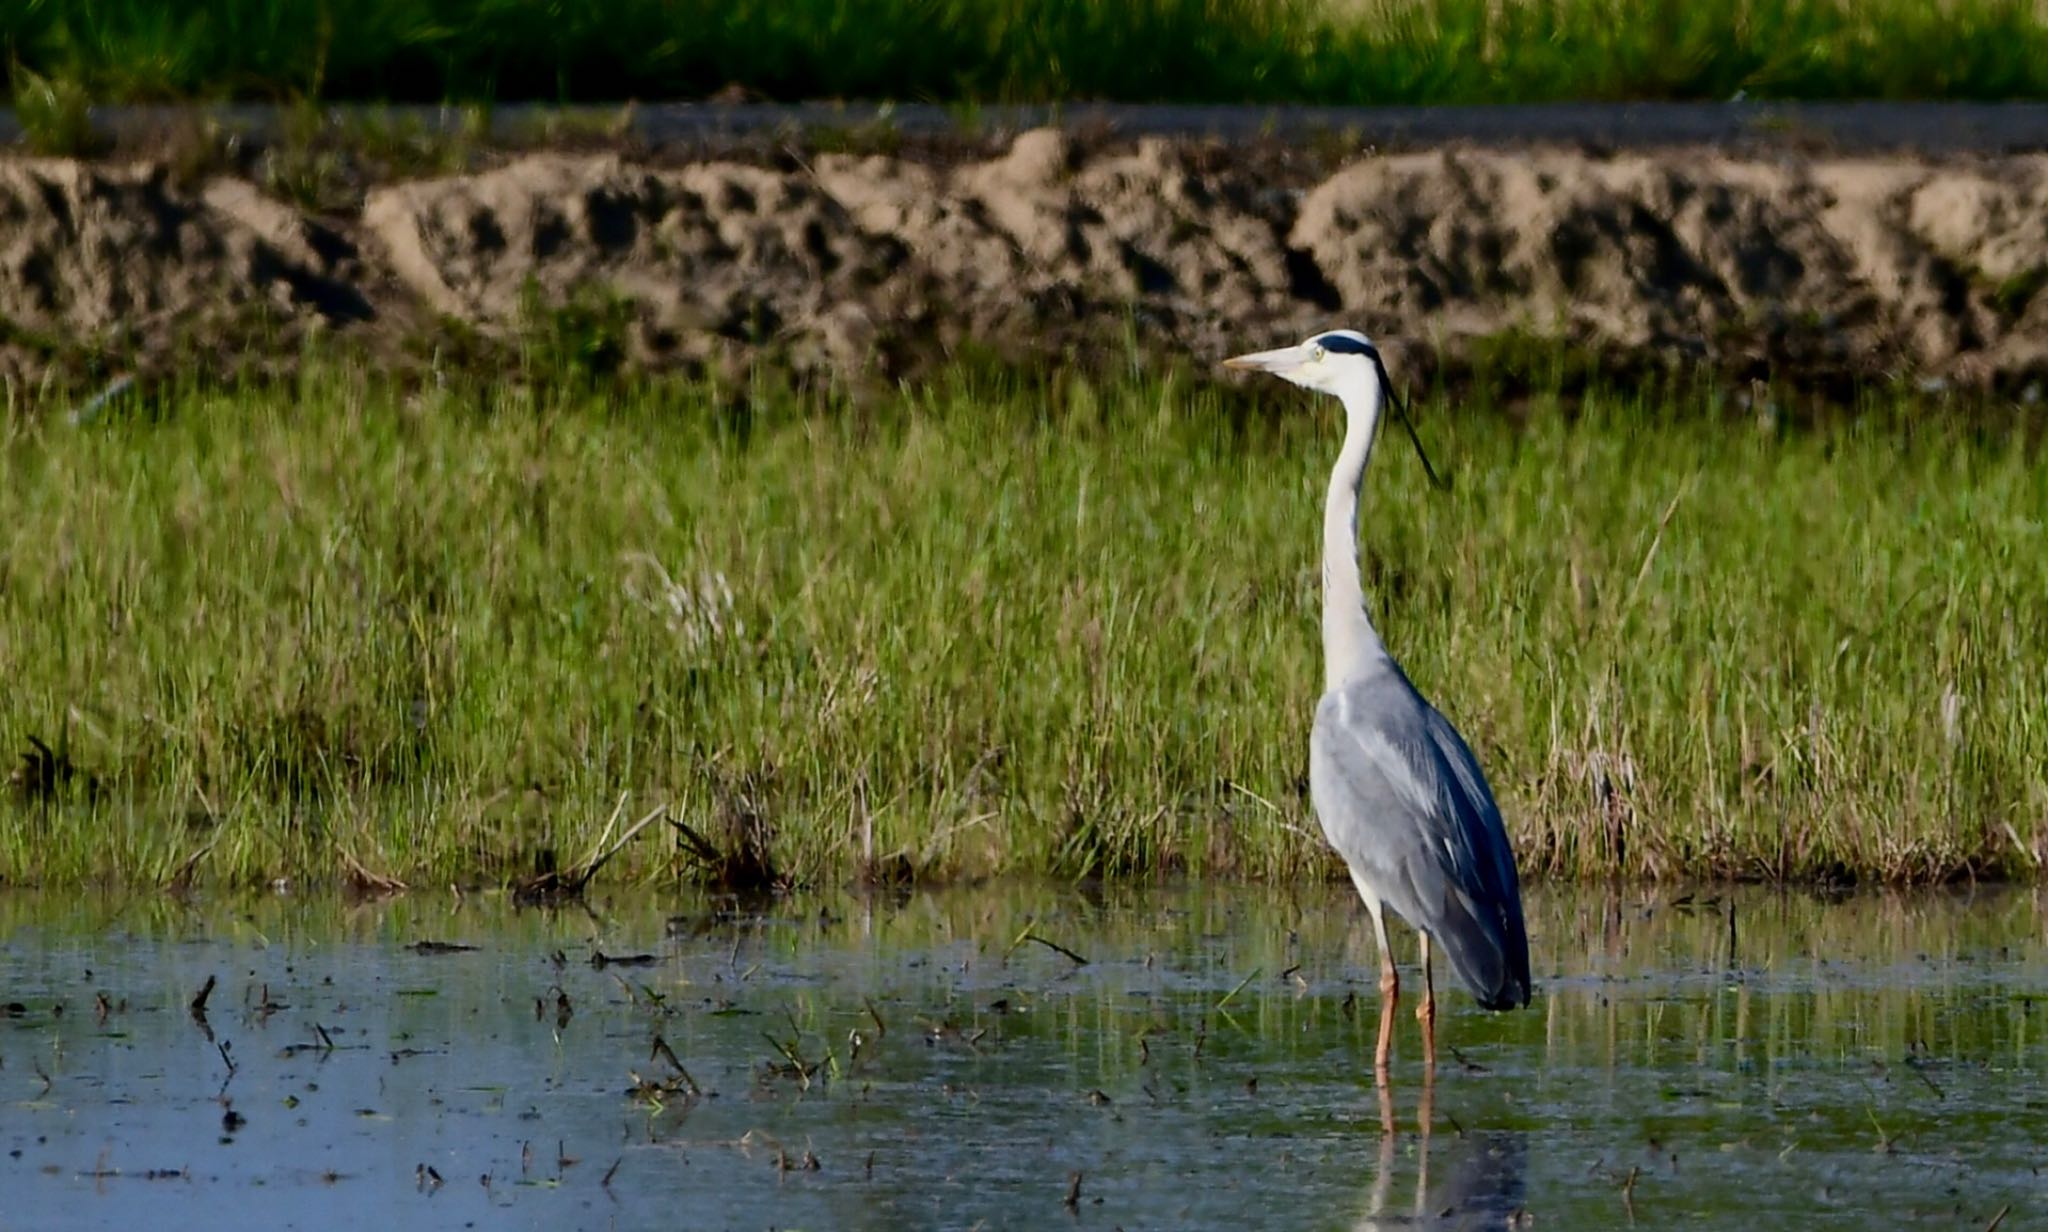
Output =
[{"x1": 5, "y1": 129, "x2": 2047, "y2": 390}]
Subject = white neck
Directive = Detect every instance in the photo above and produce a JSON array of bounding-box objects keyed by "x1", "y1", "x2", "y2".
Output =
[{"x1": 1321, "y1": 374, "x2": 1388, "y2": 691}]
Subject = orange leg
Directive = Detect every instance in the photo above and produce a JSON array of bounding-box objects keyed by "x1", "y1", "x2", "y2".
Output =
[
  {"x1": 1371, "y1": 901, "x2": 1399, "y2": 1075},
  {"x1": 1416, "y1": 932, "x2": 1438, "y2": 1077}
]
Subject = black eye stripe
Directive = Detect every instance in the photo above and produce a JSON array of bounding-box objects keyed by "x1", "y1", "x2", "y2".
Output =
[{"x1": 1316, "y1": 333, "x2": 1378, "y2": 358}]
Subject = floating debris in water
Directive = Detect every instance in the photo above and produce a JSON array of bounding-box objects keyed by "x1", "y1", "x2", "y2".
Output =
[{"x1": 590, "y1": 949, "x2": 659, "y2": 969}]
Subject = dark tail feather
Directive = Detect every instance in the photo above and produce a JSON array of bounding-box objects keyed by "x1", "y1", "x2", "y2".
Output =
[{"x1": 1436, "y1": 891, "x2": 1532, "y2": 1011}]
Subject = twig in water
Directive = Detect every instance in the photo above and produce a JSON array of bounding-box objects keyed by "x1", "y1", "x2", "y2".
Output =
[
  {"x1": 1008, "y1": 929, "x2": 1089, "y2": 966},
  {"x1": 762, "y1": 1033, "x2": 816, "y2": 1090},
  {"x1": 650, "y1": 1036, "x2": 701, "y2": 1095},
  {"x1": 1215, "y1": 967, "x2": 1262, "y2": 1012},
  {"x1": 1984, "y1": 1205, "x2": 2010, "y2": 1232},
  {"x1": 625, "y1": 1069, "x2": 688, "y2": 1107},
  {"x1": 518, "y1": 800, "x2": 666, "y2": 903},
  {"x1": 340, "y1": 849, "x2": 407, "y2": 895},
  {"x1": 1449, "y1": 1045, "x2": 1490, "y2": 1074},
  {"x1": 589, "y1": 949, "x2": 659, "y2": 969},
  {"x1": 1064, "y1": 1170, "x2": 1083, "y2": 1211},
  {"x1": 1904, "y1": 1056, "x2": 1946, "y2": 1101},
  {"x1": 669, "y1": 808, "x2": 783, "y2": 892}
]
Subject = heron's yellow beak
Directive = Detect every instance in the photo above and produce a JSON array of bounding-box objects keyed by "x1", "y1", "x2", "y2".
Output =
[{"x1": 1221, "y1": 345, "x2": 1311, "y2": 375}]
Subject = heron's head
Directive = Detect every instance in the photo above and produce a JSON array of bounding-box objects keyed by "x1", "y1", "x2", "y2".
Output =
[
  {"x1": 1223, "y1": 329, "x2": 1452, "y2": 490},
  {"x1": 1221, "y1": 329, "x2": 1387, "y2": 399}
]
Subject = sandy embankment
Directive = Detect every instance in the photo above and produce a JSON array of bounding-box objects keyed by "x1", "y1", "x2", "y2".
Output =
[{"x1": 3, "y1": 128, "x2": 2046, "y2": 390}]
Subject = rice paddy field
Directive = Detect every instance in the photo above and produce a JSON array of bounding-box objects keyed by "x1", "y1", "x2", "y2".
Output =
[
  {"x1": 5, "y1": 882, "x2": 2043, "y2": 1229},
  {"x1": 6, "y1": 0, "x2": 2048, "y2": 109},
  {"x1": 2, "y1": 360, "x2": 2043, "y2": 890},
  {"x1": 12, "y1": 11, "x2": 2048, "y2": 1230}
]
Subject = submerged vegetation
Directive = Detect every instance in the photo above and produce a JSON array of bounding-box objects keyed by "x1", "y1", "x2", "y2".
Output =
[
  {"x1": 1, "y1": 361, "x2": 2044, "y2": 889},
  {"x1": 6, "y1": 0, "x2": 2048, "y2": 109}
]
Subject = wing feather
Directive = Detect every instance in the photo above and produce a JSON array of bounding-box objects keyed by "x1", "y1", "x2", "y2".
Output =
[{"x1": 1310, "y1": 666, "x2": 1531, "y2": 1009}]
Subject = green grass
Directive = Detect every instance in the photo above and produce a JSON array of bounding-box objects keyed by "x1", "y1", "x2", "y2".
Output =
[
  {"x1": 2, "y1": 360, "x2": 2045, "y2": 889},
  {"x1": 6, "y1": 0, "x2": 2048, "y2": 109}
]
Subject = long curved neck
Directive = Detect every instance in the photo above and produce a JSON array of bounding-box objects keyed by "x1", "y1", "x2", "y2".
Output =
[{"x1": 1322, "y1": 377, "x2": 1388, "y2": 691}]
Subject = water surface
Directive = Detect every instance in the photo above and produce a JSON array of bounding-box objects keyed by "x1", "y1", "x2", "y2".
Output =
[{"x1": 3, "y1": 885, "x2": 2043, "y2": 1229}]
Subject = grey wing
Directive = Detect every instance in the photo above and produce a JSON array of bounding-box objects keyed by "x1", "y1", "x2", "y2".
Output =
[{"x1": 1311, "y1": 674, "x2": 1531, "y2": 1010}]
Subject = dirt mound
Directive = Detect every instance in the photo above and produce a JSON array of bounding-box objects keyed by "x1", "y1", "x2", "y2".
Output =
[
  {"x1": 7, "y1": 133, "x2": 2048, "y2": 391},
  {"x1": 360, "y1": 131, "x2": 1312, "y2": 372},
  {"x1": 819, "y1": 130, "x2": 1310, "y2": 353},
  {"x1": 363, "y1": 154, "x2": 914, "y2": 372},
  {"x1": 0, "y1": 160, "x2": 368, "y2": 383},
  {"x1": 1295, "y1": 150, "x2": 2048, "y2": 383}
]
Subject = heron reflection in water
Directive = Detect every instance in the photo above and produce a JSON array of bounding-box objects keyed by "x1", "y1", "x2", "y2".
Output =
[{"x1": 1355, "y1": 1087, "x2": 1529, "y2": 1231}]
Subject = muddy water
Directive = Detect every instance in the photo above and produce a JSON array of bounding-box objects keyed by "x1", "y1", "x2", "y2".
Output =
[{"x1": 2, "y1": 885, "x2": 2043, "y2": 1230}]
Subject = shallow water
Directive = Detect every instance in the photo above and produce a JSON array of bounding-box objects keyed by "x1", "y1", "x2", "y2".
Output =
[{"x1": 2, "y1": 884, "x2": 2043, "y2": 1230}]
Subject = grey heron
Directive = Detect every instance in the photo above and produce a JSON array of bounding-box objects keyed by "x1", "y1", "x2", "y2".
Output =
[{"x1": 1223, "y1": 330, "x2": 1531, "y2": 1077}]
